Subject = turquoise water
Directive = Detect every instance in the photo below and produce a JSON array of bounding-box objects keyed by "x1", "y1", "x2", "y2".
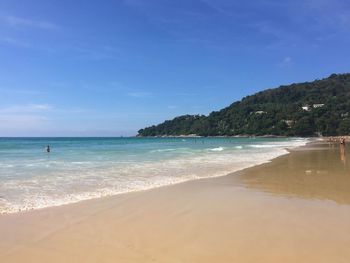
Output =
[{"x1": 0, "y1": 137, "x2": 308, "y2": 213}]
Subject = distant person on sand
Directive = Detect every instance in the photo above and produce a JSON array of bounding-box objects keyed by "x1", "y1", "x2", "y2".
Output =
[{"x1": 46, "y1": 145, "x2": 51, "y2": 153}]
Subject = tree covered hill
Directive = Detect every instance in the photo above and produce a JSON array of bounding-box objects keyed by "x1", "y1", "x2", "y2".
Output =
[{"x1": 138, "y1": 73, "x2": 350, "y2": 137}]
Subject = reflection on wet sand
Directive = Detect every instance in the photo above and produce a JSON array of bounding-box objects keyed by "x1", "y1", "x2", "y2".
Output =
[
  {"x1": 340, "y1": 144, "x2": 346, "y2": 165},
  {"x1": 236, "y1": 143, "x2": 350, "y2": 205}
]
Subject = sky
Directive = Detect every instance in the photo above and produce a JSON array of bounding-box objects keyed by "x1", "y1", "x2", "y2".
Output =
[{"x1": 1, "y1": 0, "x2": 350, "y2": 136}]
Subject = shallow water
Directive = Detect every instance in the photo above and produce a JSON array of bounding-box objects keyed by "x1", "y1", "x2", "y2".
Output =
[
  {"x1": 236, "y1": 143, "x2": 350, "y2": 204},
  {"x1": 0, "y1": 137, "x2": 307, "y2": 213}
]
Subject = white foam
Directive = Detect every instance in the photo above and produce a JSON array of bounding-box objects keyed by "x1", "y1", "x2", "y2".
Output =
[
  {"x1": 0, "y1": 138, "x2": 308, "y2": 214},
  {"x1": 210, "y1": 147, "x2": 224, "y2": 152},
  {"x1": 150, "y1": 148, "x2": 176, "y2": 153}
]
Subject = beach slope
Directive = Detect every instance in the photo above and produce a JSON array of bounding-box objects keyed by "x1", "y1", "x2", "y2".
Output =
[{"x1": 1, "y1": 143, "x2": 350, "y2": 263}]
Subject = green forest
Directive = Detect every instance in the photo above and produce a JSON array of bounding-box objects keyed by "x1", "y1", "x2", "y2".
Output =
[{"x1": 138, "y1": 73, "x2": 350, "y2": 137}]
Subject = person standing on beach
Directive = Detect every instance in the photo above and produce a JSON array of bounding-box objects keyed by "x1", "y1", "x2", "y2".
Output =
[{"x1": 46, "y1": 145, "x2": 51, "y2": 153}]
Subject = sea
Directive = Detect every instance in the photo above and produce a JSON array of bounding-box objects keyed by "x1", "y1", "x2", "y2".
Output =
[{"x1": 0, "y1": 137, "x2": 308, "y2": 214}]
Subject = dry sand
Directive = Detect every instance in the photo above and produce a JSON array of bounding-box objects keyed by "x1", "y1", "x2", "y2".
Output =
[{"x1": 0, "y1": 142, "x2": 350, "y2": 262}]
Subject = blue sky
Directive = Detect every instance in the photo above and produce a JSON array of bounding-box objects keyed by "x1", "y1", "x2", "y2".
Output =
[{"x1": 1, "y1": 0, "x2": 350, "y2": 136}]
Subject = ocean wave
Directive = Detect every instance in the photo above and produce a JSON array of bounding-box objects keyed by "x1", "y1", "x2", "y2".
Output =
[
  {"x1": 150, "y1": 148, "x2": 177, "y2": 153},
  {"x1": 249, "y1": 144, "x2": 277, "y2": 148},
  {"x1": 209, "y1": 147, "x2": 224, "y2": 152},
  {"x1": 0, "y1": 138, "x2": 308, "y2": 214}
]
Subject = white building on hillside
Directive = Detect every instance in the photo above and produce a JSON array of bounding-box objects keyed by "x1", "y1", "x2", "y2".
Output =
[
  {"x1": 255, "y1": 111, "x2": 266, "y2": 114},
  {"x1": 313, "y1": 104, "x2": 324, "y2": 108}
]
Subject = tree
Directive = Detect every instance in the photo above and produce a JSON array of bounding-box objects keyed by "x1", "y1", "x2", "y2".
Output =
[
  {"x1": 338, "y1": 120, "x2": 350, "y2": 135},
  {"x1": 138, "y1": 73, "x2": 350, "y2": 137}
]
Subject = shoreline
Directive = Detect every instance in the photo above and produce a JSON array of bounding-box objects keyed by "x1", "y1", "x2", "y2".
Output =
[
  {"x1": 0, "y1": 138, "x2": 310, "y2": 215},
  {"x1": 1, "y1": 139, "x2": 350, "y2": 262},
  {"x1": 136, "y1": 134, "x2": 303, "y2": 138}
]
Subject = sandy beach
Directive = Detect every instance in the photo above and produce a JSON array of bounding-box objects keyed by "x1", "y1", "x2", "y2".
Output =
[{"x1": 1, "y1": 141, "x2": 350, "y2": 263}]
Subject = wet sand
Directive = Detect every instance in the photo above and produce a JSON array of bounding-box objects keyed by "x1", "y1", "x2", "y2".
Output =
[{"x1": 0, "y1": 142, "x2": 350, "y2": 262}]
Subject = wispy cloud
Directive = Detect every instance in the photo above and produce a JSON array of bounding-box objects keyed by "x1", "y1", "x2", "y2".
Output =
[
  {"x1": 123, "y1": 0, "x2": 147, "y2": 8},
  {"x1": 127, "y1": 91, "x2": 153, "y2": 98},
  {"x1": 198, "y1": 0, "x2": 233, "y2": 16},
  {"x1": 0, "y1": 104, "x2": 52, "y2": 114},
  {"x1": 0, "y1": 15, "x2": 60, "y2": 30},
  {"x1": 72, "y1": 45, "x2": 121, "y2": 60},
  {"x1": 279, "y1": 56, "x2": 293, "y2": 67},
  {"x1": 0, "y1": 36, "x2": 31, "y2": 48},
  {"x1": 167, "y1": 105, "x2": 178, "y2": 109},
  {"x1": 0, "y1": 104, "x2": 52, "y2": 131},
  {"x1": 283, "y1": 56, "x2": 292, "y2": 63},
  {"x1": 0, "y1": 114, "x2": 49, "y2": 130},
  {"x1": 0, "y1": 103, "x2": 95, "y2": 134},
  {"x1": 0, "y1": 36, "x2": 58, "y2": 53},
  {"x1": 0, "y1": 87, "x2": 45, "y2": 95}
]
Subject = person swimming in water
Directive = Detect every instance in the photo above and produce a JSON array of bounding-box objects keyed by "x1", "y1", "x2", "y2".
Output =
[
  {"x1": 339, "y1": 138, "x2": 346, "y2": 165},
  {"x1": 46, "y1": 145, "x2": 51, "y2": 153},
  {"x1": 340, "y1": 137, "x2": 346, "y2": 145}
]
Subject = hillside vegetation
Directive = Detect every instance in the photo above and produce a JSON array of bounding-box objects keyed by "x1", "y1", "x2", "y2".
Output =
[{"x1": 138, "y1": 73, "x2": 350, "y2": 137}]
